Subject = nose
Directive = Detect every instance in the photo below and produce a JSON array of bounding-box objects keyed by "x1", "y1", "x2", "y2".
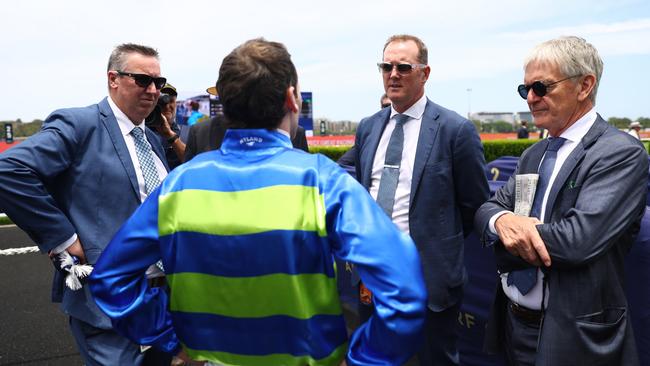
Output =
[
  {"x1": 389, "y1": 65, "x2": 401, "y2": 79},
  {"x1": 146, "y1": 81, "x2": 159, "y2": 93},
  {"x1": 527, "y1": 88, "x2": 540, "y2": 102}
]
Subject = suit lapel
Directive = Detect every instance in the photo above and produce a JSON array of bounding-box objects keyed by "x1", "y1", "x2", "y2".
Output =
[
  {"x1": 543, "y1": 115, "x2": 609, "y2": 221},
  {"x1": 99, "y1": 98, "x2": 140, "y2": 200},
  {"x1": 145, "y1": 128, "x2": 170, "y2": 172},
  {"x1": 361, "y1": 110, "x2": 390, "y2": 188},
  {"x1": 410, "y1": 100, "x2": 440, "y2": 203},
  {"x1": 520, "y1": 140, "x2": 548, "y2": 174}
]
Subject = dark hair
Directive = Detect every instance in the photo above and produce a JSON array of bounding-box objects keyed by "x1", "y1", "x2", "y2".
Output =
[
  {"x1": 107, "y1": 43, "x2": 159, "y2": 71},
  {"x1": 216, "y1": 38, "x2": 298, "y2": 129},
  {"x1": 190, "y1": 101, "x2": 199, "y2": 111},
  {"x1": 383, "y1": 35, "x2": 428, "y2": 64}
]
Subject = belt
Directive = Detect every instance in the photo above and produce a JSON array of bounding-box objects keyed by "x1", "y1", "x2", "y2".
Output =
[{"x1": 508, "y1": 300, "x2": 542, "y2": 325}]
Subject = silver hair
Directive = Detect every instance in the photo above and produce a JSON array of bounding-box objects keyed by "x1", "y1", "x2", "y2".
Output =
[
  {"x1": 107, "y1": 43, "x2": 159, "y2": 72},
  {"x1": 524, "y1": 36, "x2": 603, "y2": 103}
]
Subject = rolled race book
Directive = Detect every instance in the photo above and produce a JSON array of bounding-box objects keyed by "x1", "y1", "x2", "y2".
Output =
[{"x1": 51, "y1": 251, "x2": 93, "y2": 290}]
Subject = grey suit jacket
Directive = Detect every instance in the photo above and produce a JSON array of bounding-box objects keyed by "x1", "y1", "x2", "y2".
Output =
[
  {"x1": 474, "y1": 116, "x2": 646, "y2": 365},
  {"x1": 355, "y1": 99, "x2": 489, "y2": 311},
  {"x1": 0, "y1": 98, "x2": 169, "y2": 328}
]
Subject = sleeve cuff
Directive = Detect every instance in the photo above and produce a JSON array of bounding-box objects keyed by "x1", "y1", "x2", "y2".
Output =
[
  {"x1": 50, "y1": 233, "x2": 77, "y2": 254},
  {"x1": 488, "y1": 210, "x2": 512, "y2": 234}
]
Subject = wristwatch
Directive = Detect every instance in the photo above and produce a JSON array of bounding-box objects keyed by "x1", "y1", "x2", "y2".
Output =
[{"x1": 167, "y1": 134, "x2": 179, "y2": 144}]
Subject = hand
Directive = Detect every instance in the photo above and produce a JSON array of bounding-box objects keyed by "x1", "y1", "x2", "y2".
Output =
[
  {"x1": 65, "y1": 238, "x2": 87, "y2": 264},
  {"x1": 174, "y1": 350, "x2": 205, "y2": 365},
  {"x1": 494, "y1": 213, "x2": 551, "y2": 267},
  {"x1": 156, "y1": 114, "x2": 175, "y2": 140},
  {"x1": 339, "y1": 360, "x2": 348, "y2": 366}
]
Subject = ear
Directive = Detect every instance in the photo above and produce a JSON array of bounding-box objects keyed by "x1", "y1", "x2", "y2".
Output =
[
  {"x1": 421, "y1": 65, "x2": 431, "y2": 84},
  {"x1": 577, "y1": 74, "x2": 596, "y2": 102},
  {"x1": 285, "y1": 86, "x2": 299, "y2": 113},
  {"x1": 108, "y1": 71, "x2": 119, "y2": 89}
]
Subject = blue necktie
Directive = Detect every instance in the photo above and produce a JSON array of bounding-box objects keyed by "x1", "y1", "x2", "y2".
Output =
[
  {"x1": 131, "y1": 127, "x2": 161, "y2": 195},
  {"x1": 376, "y1": 114, "x2": 410, "y2": 217},
  {"x1": 508, "y1": 137, "x2": 566, "y2": 295}
]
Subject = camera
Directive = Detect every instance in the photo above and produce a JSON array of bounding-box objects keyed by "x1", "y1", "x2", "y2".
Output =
[{"x1": 145, "y1": 94, "x2": 173, "y2": 128}]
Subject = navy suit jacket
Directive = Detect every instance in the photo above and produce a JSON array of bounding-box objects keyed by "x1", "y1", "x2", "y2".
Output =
[
  {"x1": 0, "y1": 98, "x2": 168, "y2": 328},
  {"x1": 474, "y1": 116, "x2": 645, "y2": 365},
  {"x1": 355, "y1": 99, "x2": 489, "y2": 311}
]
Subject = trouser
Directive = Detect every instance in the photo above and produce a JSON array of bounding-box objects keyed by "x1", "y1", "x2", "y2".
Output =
[
  {"x1": 416, "y1": 303, "x2": 461, "y2": 366},
  {"x1": 503, "y1": 300, "x2": 541, "y2": 366},
  {"x1": 69, "y1": 316, "x2": 145, "y2": 366}
]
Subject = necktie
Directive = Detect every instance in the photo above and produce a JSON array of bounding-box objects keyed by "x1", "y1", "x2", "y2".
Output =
[
  {"x1": 508, "y1": 137, "x2": 566, "y2": 295},
  {"x1": 131, "y1": 127, "x2": 165, "y2": 274},
  {"x1": 131, "y1": 127, "x2": 161, "y2": 195},
  {"x1": 376, "y1": 114, "x2": 410, "y2": 217}
]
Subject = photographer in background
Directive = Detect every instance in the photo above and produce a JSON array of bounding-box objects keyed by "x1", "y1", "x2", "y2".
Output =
[{"x1": 147, "y1": 83, "x2": 186, "y2": 169}]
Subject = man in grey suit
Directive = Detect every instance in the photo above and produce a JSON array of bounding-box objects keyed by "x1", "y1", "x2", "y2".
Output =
[
  {"x1": 0, "y1": 44, "x2": 169, "y2": 365},
  {"x1": 354, "y1": 34, "x2": 489, "y2": 365},
  {"x1": 474, "y1": 36, "x2": 646, "y2": 365}
]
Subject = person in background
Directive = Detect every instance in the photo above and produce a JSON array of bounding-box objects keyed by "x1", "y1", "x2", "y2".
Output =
[
  {"x1": 186, "y1": 100, "x2": 206, "y2": 126},
  {"x1": 183, "y1": 85, "x2": 308, "y2": 161},
  {"x1": 89, "y1": 37, "x2": 426, "y2": 366},
  {"x1": 517, "y1": 120, "x2": 530, "y2": 139},
  {"x1": 353, "y1": 34, "x2": 490, "y2": 365},
  {"x1": 628, "y1": 120, "x2": 642, "y2": 140},
  {"x1": 0, "y1": 43, "x2": 170, "y2": 366},
  {"x1": 150, "y1": 83, "x2": 187, "y2": 169},
  {"x1": 475, "y1": 36, "x2": 646, "y2": 366}
]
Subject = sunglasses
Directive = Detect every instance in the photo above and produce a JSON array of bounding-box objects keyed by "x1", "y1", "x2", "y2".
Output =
[
  {"x1": 517, "y1": 75, "x2": 580, "y2": 99},
  {"x1": 116, "y1": 71, "x2": 167, "y2": 90},
  {"x1": 377, "y1": 62, "x2": 426, "y2": 74}
]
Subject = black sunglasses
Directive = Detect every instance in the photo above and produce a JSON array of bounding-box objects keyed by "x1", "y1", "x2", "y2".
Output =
[
  {"x1": 116, "y1": 71, "x2": 167, "y2": 90},
  {"x1": 517, "y1": 75, "x2": 580, "y2": 99},
  {"x1": 377, "y1": 62, "x2": 426, "y2": 74}
]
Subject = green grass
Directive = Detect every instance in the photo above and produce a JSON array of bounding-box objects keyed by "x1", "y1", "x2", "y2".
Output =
[{"x1": 0, "y1": 215, "x2": 13, "y2": 225}]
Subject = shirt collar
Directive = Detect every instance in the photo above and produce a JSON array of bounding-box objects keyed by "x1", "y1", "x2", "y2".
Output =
[
  {"x1": 558, "y1": 107, "x2": 597, "y2": 143},
  {"x1": 390, "y1": 94, "x2": 427, "y2": 120},
  {"x1": 108, "y1": 96, "x2": 145, "y2": 137},
  {"x1": 275, "y1": 128, "x2": 290, "y2": 138}
]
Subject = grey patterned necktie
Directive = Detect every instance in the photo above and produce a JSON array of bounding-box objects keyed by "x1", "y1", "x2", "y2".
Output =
[
  {"x1": 508, "y1": 137, "x2": 566, "y2": 295},
  {"x1": 131, "y1": 127, "x2": 161, "y2": 195},
  {"x1": 131, "y1": 127, "x2": 165, "y2": 273},
  {"x1": 376, "y1": 114, "x2": 410, "y2": 217}
]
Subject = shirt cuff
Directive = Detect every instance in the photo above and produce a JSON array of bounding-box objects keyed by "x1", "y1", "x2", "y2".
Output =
[
  {"x1": 50, "y1": 233, "x2": 78, "y2": 254},
  {"x1": 488, "y1": 211, "x2": 512, "y2": 234}
]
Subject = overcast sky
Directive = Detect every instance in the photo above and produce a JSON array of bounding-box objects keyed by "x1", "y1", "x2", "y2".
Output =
[{"x1": 1, "y1": 0, "x2": 649, "y2": 123}]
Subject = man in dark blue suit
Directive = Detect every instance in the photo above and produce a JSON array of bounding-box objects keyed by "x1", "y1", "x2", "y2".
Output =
[
  {"x1": 0, "y1": 43, "x2": 169, "y2": 365},
  {"x1": 353, "y1": 34, "x2": 489, "y2": 365},
  {"x1": 475, "y1": 36, "x2": 645, "y2": 365}
]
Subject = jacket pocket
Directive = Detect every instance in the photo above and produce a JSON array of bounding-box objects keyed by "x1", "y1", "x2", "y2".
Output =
[{"x1": 574, "y1": 307, "x2": 627, "y2": 364}]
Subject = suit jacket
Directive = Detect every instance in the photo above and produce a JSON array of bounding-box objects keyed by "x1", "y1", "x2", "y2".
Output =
[
  {"x1": 355, "y1": 99, "x2": 489, "y2": 311},
  {"x1": 0, "y1": 98, "x2": 169, "y2": 328},
  {"x1": 184, "y1": 116, "x2": 309, "y2": 161},
  {"x1": 474, "y1": 116, "x2": 646, "y2": 365}
]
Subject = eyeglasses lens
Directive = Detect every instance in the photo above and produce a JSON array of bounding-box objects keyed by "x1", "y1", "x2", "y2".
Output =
[
  {"x1": 517, "y1": 81, "x2": 547, "y2": 99},
  {"x1": 131, "y1": 74, "x2": 166, "y2": 89}
]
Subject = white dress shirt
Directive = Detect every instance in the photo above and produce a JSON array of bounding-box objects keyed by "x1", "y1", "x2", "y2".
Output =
[
  {"x1": 491, "y1": 108, "x2": 597, "y2": 309},
  {"x1": 369, "y1": 94, "x2": 427, "y2": 234}
]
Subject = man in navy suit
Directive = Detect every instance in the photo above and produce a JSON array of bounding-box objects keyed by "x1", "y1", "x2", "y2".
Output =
[
  {"x1": 475, "y1": 36, "x2": 645, "y2": 366},
  {"x1": 353, "y1": 34, "x2": 489, "y2": 365},
  {"x1": 0, "y1": 43, "x2": 169, "y2": 365}
]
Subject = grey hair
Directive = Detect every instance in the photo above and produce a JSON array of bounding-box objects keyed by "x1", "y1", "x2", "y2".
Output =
[
  {"x1": 107, "y1": 43, "x2": 159, "y2": 72},
  {"x1": 524, "y1": 36, "x2": 603, "y2": 103}
]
